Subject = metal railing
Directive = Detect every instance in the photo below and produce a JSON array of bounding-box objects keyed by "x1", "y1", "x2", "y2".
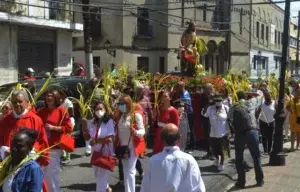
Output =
[{"x1": 0, "y1": 0, "x2": 74, "y2": 22}]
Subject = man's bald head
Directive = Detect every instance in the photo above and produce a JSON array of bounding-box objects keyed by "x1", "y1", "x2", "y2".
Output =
[{"x1": 161, "y1": 123, "x2": 180, "y2": 146}]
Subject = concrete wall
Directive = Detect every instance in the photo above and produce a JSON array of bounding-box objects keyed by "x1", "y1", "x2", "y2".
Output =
[
  {"x1": 57, "y1": 30, "x2": 73, "y2": 76},
  {"x1": 230, "y1": 0, "x2": 251, "y2": 72},
  {"x1": 0, "y1": 24, "x2": 73, "y2": 85},
  {"x1": 0, "y1": 25, "x2": 18, "y2": 85}
]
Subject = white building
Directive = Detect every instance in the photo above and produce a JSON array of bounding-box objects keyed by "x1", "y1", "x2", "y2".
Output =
[{"x1": 0, "y1": 0, "x2": 83, "y2": 85}]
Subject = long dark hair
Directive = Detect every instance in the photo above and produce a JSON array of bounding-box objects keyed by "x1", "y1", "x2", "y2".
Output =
[{"x1": 93, "y1": 101, "x2": 111, "y2": 125}]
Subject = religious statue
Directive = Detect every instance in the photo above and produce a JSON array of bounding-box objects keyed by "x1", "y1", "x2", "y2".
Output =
[{"x1": 179, "y1": 21, "x2": 206, "y2": 76}]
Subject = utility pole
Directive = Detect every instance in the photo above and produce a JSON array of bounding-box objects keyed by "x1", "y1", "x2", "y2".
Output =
[
  {"x1": 82, "y1": 0, "x2": 93, "y2": 79},
  {"x1": 269, "y1": 0, "x2": 290, "y2": 166},
  {"x1": 296, "y1": 11, "x2": 300, "y2": 74},
  {"x1": 225, "y1": 0, "x2": 231, "y2": 70}
]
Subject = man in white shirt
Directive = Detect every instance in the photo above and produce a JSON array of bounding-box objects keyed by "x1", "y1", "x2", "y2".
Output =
[{"x1": 141, "y1": 123, "x2": 206, "y2": 192}]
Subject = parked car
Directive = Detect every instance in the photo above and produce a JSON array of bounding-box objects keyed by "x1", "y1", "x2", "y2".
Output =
[{"x1": 0, "y1": 76, "x2": 89, "y2": 147}]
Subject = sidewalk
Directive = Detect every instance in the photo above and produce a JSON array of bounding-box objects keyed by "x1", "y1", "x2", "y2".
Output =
[{"x1": 226, "y1": 143, "x2": 300, "y2": 192}]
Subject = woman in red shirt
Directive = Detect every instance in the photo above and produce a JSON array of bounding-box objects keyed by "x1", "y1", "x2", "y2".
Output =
[
  {"x1": 37, "y1": 89, "x2": 72, "y2": 192},
  {"x1": 152, "y1": 91, "x2": 180, "y2": 155}
]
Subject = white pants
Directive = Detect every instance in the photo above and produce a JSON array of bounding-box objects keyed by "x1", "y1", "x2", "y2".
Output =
[
  {"x1": 121, "y1": 148, "x2": 138, "y2": 192},
  {"x1": 45, "y1": 149, "x2": 61, "y2": 192},
  {"x1": 93, "y1": 166, "x2": 110, "y2": 192}
]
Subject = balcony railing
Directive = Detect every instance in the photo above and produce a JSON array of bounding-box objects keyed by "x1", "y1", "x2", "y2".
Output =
[
  {"x1": 0, "y1": 0, "x2": 73, "y2": 22},
  {"x1": 135, "y1": 24, "x2": 153, "y2": 39}
]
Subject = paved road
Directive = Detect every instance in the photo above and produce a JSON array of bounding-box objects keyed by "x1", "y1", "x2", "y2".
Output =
[{"x1": 60, "y1": 145, "x2": 254, "y2": 192}]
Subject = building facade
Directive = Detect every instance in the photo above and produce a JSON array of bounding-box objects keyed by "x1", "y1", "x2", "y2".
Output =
[
  {"x1": 72, "y1": 0, "x2": 228, "y2": 74},
  {"x1": 230, "y1": 0, "x2": 284, "y2": 79},
  {"x1": 289, "y1": 21, "x2": 300, "y2": 74},
  {"x1": 0, "y1": 0, "x2": 82, "y2": 85}
]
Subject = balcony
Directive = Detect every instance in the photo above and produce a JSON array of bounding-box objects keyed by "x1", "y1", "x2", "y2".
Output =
[
  {"x1": 0, "y1": 0, "x2": 73, "y2": 22},
  {"x1": 134, "y1": 24, "x2": 153, "y2": 39}
]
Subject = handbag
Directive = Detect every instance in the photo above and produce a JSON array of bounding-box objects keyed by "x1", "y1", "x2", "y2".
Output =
[
  {"x1": 115, "y1": 114, "x2": 135, "y2": 159},
  {"x1": 59, "y1": 134, "x2": 75, "y2": 152},
  {"x1": 57, "y1": 108, "x2": 75, "y2": 152},
  {"x1": 115, "y1": 135, "x2": 131, "y2": 159},
  {"x1": 90, "y1": 126, "x2": 117, "y2": 171}
]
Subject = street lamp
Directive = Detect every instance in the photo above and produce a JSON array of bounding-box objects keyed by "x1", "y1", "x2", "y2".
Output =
[
  {"x1": 104, "y1": 40, "x2": 116, "y2": 57},
  {"x1": 258, "y1": 50, "x2": 262, "y2": 57},
  {"x1": 269, "y1": 0, "x2": 290, "y2": 166}
]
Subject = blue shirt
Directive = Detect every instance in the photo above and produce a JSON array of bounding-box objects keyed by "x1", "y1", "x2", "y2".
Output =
[
  {"x1": 180, "y1": 90, "x2": 193, "y2": 114},
  {"x1": 2, "y1": 160, "x2": 44, "y2": 192}
]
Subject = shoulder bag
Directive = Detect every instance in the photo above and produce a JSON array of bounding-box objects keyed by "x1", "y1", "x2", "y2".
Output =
[
  {"x1": 115, "y1": 114, "x2": 134, "y2": 159},
  {"x1": 90, "y1": 124, "x2": 117, "y2": 171}
]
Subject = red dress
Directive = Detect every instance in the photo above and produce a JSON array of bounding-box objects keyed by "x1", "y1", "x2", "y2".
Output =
[
  {"x1": 37, "y1": 106, "x2": 72, "y2": 147},
  {"x1": 152, "y1": 107, "x2": 179, "y2": 155},
  {"x1": 192, "y1": 92, "x2": 204, "y2": 140},
  {"x1": 0, "y1": 111, "x2": 49, "y2": 166}
]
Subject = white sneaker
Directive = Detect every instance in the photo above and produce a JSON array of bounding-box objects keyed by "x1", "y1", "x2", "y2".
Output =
[
  {"x1": 213, "y1": 159, "x2": 219, "y2": 166},
  {"x1": 218, "y1": 165, "x2": 224, "y2": 171}
]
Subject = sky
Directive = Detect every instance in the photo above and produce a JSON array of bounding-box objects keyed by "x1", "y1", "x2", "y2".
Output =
[{"x1": 273, "y1": 0, "x2": 300, "y2": 19}]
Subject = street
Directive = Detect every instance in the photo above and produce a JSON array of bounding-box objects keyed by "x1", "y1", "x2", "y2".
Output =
[{"x1": 60, "y1": 147, "x2": 254, "y2": 192}]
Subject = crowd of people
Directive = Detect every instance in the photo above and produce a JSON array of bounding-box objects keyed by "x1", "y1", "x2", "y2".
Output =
[{"x1": 0, "y1": 71, "x2": 299, "y2": 192}]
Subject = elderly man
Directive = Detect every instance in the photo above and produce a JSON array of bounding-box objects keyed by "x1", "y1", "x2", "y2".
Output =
[
  {"x1": 141, "y1": 123, "x2": 206, "y2": 192},
  {"x1": 0, "y1": 90, "x2": 49, "y2": 166}
]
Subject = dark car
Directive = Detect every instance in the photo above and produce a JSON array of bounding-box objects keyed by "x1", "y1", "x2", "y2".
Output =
[{"x1": 0, "y1": 76, "x2": 89, "y2": 147}]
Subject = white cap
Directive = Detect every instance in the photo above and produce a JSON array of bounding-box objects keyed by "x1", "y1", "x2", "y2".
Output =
[{"x1": 27, "y1": 68, "x2": 34, "y2": 73}]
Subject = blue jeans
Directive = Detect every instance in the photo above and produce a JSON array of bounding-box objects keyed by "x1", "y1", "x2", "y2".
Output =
[{"x1": 235, "y1": 129, "x2": 264, "y2": 184}]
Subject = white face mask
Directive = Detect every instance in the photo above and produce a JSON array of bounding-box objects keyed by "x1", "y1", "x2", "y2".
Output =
[
  {"x1": 178, "y1": 107, "x2": 185, "y2": 113},
  {"x1": 95, "y1": 110, "x2": 105, "y2": 118},
  {"x1": 215, "y1": 102, "x2": 222, "y2": 107}
]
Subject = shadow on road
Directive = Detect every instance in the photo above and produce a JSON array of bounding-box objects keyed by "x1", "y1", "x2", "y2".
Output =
[
  {"x1": 61, "y1": 183, "x2": 96, "y2": 191},
  {"x1": 227, "y1": 184, "x2": 258, "y2": 191}
]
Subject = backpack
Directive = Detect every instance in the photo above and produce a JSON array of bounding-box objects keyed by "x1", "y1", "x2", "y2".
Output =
[{"x1": 232, "y1": 104, "x2": 254, "y2": 133}]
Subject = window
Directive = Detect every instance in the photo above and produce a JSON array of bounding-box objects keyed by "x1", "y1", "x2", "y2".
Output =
[
  {"x1": 261, "y1": 24, "x2": 264, "y2": 40},
  {"x1": 274, "y1": 57, "x2": 278, "y2": 69},
  {"x1": 262, "y1": 58, "x2": 266, "y2": 69},
  {"x1": 240, "y1": 8, "x2": 243, "y2": 34},
  {"x1": 266, "y1": 26, "x2": 269, "y2": 42},
  {"x1": 203, "y1": 4, "x2": 207, "y2": 21},
  {"x1": 253, "y1": 57, "x2": 257, "y2": 69},
  {"x1": 159, "y1": 57, "x2": 165, "y2": 73},
  {"x1": 90, "y1": 7, "x2": 101, "y2": 40},
  {"x1": 137, "y1": 8, "x2": 151, "y2": 36},
  {"x1": 137, "y1": 57, "x2": 149, "y2": 72},
  {"x1": 278, "y1": 31, "x2": 281, "y2": 45},
  {"x1": 256, "y1": 22, "x2": 260, "y2": 39},
  {"x1": 93, "y1": 56, "x2": 100, "y2": 69},
  {"x1": 263, "y1": 10, "x2": 266, "y2": 22},
  {"x1": 275, "y1": 30, "x2": 277, "y2": 45}
]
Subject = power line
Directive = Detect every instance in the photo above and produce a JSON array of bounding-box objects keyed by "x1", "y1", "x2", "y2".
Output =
[{"x1": 140, "y1": 0, "x2": 300, "y2": 11}]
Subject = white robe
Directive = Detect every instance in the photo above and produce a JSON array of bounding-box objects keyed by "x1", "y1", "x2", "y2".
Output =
[{"x1": 141, "y1": 146, "x2": 206, "y2": 192}]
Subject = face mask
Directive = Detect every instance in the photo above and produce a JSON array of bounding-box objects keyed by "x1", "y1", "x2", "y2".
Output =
[
  {"x1": 95, "y1": 110, "x2": 105, "y2": 118},
  {"x1": 178, "y1": 107, "x2": 185, "y2": 113},
  {"x1": 215, "y1": 102, "x2": 222, "y2": 107},
  {"x1": 118, "y1": 104, "x2": 127, "y2": 113}
]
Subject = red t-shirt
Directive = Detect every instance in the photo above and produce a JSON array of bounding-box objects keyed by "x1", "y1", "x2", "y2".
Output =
[
  {"x1": 153, "y1": 107, "x2": 179, "y2": 154},
  {"x1": 37, "y1": 106, "x2": 72, "y2": 147},
  {"x1": 0, "y1": 111, "x2": 49, "y2": 166}
]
